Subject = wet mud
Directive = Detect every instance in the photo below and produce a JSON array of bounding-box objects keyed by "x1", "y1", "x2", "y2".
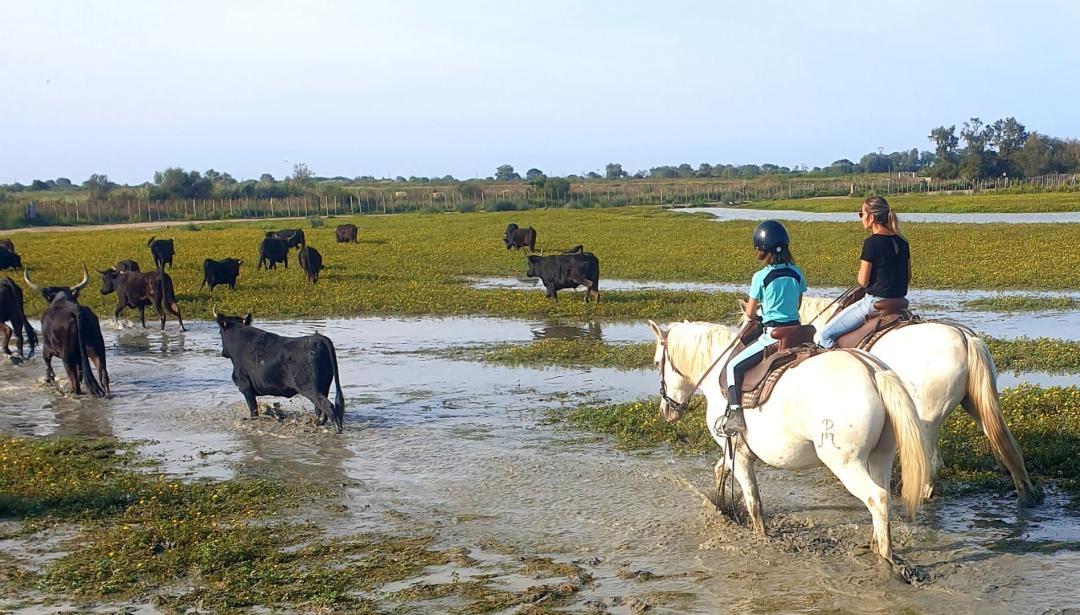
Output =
[{"x1": 1, "y1": 315, "x2": 1078, "y2": 613}]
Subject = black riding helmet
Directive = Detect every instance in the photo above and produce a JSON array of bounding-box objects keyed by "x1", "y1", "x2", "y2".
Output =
[{"x1": 752, "y1": 220, "x2": 790, "y2": 254}]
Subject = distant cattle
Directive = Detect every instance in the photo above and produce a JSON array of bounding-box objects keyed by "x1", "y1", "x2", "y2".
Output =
[
  {"x1": 23, "y1": 266, "x2": 110, "y2": 397},
  {"x1": 336, "y1": 224, "x2": 358, "y2": 243},
  {"x1": 201, "y1": 258, "x2": 242, "y2": 292},
  {"x1": 214, "y1": 310, "x2": 346, "y2": 432},
  {"x1": 272, "y1": 228, "x2": 306, "y2": 249},
  {"x1": 0, "y1": 239, "x2": 14, "y2": 253},
  {"x1": 257, "y1": 233, "x2": 289, "y2": 270},
  {"x1": 299, "y1": 245, "x2": 324, "y2": 284},
  {"x1": 98, "y1": 268, "x2": 186, "y2": 331},
  {"x1": 394, "y1": 191, "x2": 408, "y2": 199},
  {"x1": 431, "y1": 192, "x2": 446, "y2": 201},
  {"x1": 0, "y1": 247, "x2": 21, "y2": 271},
  {"x1": 116, "y1": 259, "x2": 140, "y2": 272},
  {"x1": 0, "y1": 277, "x2": 36, "y2": 359},
  {"x1": 525, "y1": 251, "x2": 601, "y2": 303},
  {"x1": 147, "y1": 236, "x2": 175, "y2": 270},
  {"x1": 504, "y1": 223, "x2": 537, "y2": 251}
]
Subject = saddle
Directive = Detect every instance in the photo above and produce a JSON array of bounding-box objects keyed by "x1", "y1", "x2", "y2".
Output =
[
  {"x1": 833, "y1": 298, "x2": 920, "y2": 350},
  {"x1": 719, "y1": 323, "x2": 824, "y2": 408}
]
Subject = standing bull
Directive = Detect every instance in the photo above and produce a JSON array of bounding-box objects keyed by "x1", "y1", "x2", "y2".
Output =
[
  {"x1": 116, "y1": 259, "x2": 141, "y2": 272},
  {"x1": 257, "y1": 233, "x2": 289, "y2": 270},
  {"x1": 0, "y1": 239, "x2": 14, "y2": 252},
  {"x1": 201, "y1": 258, "x2": 242, "y2": 292},
  {"x1": 525, "y1": 251, "x2": 601, "y2": 303},
  {"x1": 335, "y1": 224, "x2": 358, "y2": 243},
  {"x1": 299, "y1": 245, "x2": 323, "y2": 284},
  {"x1": 98, "y1": 268, "x2": 186, "y2": 331},
  {"x1": 214, "y1": 310, "x2": 345, "y2": 432},
  {"x1": 147, "y1": 237, "x2": 175, "y2": 270},
  {"x1": 23, "y1": 266, "x2": 110, "y2": 397},
  {"x1": 504, "y1": 223, "x2": 537, "y2": 251},
  {"x1": 0, "y1": 277, "x2": 37, "y2": 359},
  {"x1": 272, "y1": 229, "x2": 306, "y2": 249}
]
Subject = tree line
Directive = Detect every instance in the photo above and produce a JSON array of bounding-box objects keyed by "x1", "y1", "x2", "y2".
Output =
[{"x1": 4, "y1": 116, "x2": 1079, "y2": 202}]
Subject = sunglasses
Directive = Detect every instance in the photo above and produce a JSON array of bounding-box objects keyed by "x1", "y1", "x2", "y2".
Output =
[{"x1": 855, "y1": 210, "x2": 865, "y2": 218}]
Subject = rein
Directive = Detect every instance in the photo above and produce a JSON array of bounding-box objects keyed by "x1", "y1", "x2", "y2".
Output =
[
  {"x1": 658, "y1": 330, "x2": 742, "y2": 418},
  {"x1": 807, "y1": 284, "x2": 864, "y2": 325}
]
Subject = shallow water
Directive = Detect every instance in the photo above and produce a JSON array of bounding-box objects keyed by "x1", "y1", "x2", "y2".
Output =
[
  {"x1": 2, "y1": 316, "x2": 1079, "y2": 612},
  {"x1": 467, "y1": 276, "x2": 1080, "y2": 340},
  {"x1": 678, "y1": 206, "x2": 1080, "y2": 225}
]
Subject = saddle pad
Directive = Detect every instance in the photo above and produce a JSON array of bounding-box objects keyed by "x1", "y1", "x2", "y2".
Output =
[{"x1": 741, "y1": 345, "x2": 826, "y2": 408}]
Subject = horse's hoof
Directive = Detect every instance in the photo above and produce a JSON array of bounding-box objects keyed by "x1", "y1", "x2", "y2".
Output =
[{"x1": 890, "y1": 556, "x2": 928, "y2": 587}]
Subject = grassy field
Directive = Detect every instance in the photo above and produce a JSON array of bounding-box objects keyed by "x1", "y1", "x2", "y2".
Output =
[
  {"x1": 747, "y1": 191, "x2": 1080, "y2": 213},
  {"x1": 559, "y1": 385, "x2": 1080, "y2": 497},
  {"x1": 4, "y1": 207, "x2": 1079, "y2": 324},
  {"x1": 434, "y1": 336, "x2": 1080, "y2": 374}
]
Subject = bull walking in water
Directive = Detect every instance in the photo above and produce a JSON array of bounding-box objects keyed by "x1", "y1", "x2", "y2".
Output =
[
  {"x1": 0, "y1": 277, "x2": 37, "y2": 359},
  {"x1": 24, "y1": 266, "x2": 110, "y2": 397},
  {"x1": 98, "y1": 267, "x2": 187, "y2": 331},
  {"x1": 214, "y1": 310, "x2": 346, "y2": 433}
]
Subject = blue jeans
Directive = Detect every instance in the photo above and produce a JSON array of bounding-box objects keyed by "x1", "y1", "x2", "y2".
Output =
[
  {"x1": 814, "y1": 294, "x2": 877, "y2": 348},
  {"x1": 725, "y1": 329, "x2": 781, "y2": 407}
]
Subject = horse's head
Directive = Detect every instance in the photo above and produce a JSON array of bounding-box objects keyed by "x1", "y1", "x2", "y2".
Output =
[{"x1": 648, "y1": 320, "x2": 694, "y2": 423}]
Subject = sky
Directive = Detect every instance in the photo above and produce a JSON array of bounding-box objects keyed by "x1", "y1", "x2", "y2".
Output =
[{"x1": 2, "y1": 0, "x2": 1079, "y2": 184}]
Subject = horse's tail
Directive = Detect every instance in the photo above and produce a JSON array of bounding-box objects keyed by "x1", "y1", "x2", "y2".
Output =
[
  {"x1": 873, "y1": 364, "x2": 931, "y2": 519},
  {"x1": 965, "y1": 335, "x2": 1040, "y2": 506}
]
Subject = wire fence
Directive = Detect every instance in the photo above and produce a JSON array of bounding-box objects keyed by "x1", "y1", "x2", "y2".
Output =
[{"x1": 3, "y1": 173, "x2": 1079, "y2": 229}]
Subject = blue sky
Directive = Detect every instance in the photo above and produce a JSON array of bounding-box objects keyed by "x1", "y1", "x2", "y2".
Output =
[{"x1": 2, "y1": 0, "x2": 1078, "y2": 184}]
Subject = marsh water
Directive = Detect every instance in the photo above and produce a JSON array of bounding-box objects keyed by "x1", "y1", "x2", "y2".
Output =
[{"x1": 1, "y1": 312, "x2": 1079, "y2": 614}]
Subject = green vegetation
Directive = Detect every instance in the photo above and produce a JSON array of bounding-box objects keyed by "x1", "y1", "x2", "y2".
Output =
[
  {"x1": 0, "y1": 437, "x2": 446, "y2": 612},
  {"x1": 749, "y1": 191, "x2": 1080, "y2": 213},
  {"x1": 438, "y1": 335, "x2": 1080, "y2": 375},
  {"x1": 961, "y1": 295, "x2": 1080, "y2": 312},
  {"x1": 8, "y1": 208, "x2": 1080, "y2": 326},
  {"x1": 559, "y1": 386, "x2": 1080, "y2": 498}
]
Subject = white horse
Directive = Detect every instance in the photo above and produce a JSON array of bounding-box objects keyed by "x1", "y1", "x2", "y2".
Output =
[
  {"x1": 789, "y1": 296, "x2": 1038, "y2": 506},
  {"x1": 648, "y1": 321, "x2": 932, "y2": 576}
]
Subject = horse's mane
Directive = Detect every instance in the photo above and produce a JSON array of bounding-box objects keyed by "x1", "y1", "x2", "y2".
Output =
[
  {"x1": 799, "y1": 295, "x2": 837, "y2": 326},
  {"x1": 665, "y1": 321, "x2": 739, "y2": 380}
]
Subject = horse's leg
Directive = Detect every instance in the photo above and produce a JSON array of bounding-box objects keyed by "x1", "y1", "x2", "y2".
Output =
[
  {"x1": 822, "y1": 454, "x2": 893, "y2": 562},
  {"x1": 732, "y1": 442, "x2": 765, "y2": 535}
]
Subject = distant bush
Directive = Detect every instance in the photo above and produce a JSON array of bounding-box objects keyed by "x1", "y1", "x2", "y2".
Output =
[
  {"x1": 184, "y1": 222, "x2": 201, "y2": 231},
  {"x1": 489, "y1": 200, "x2": 518, "y2": 212},
  {"x1": 308, "y1": 216, "x2": 325, "y2": 228},
  {"x1": 457, "y1": 201, "x2": 477, "y2": 213}
]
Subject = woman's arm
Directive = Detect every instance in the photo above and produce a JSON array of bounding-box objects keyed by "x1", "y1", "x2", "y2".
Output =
[{"x1": 857, "y1": 260, "x2": 872, "y2": 286}]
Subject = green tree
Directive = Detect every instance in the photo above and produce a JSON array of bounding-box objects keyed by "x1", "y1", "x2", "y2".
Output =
[
  {"x1": 290, "y1": 163, "x2": 314, "y2": 187},
  {"x1": 525, "y1": 168, "x2": 545, "y2": 181},
  {"x1": 495, "y1": 164, "x2": 520, "y2": 181},
  {"x1": 605, "y1": 163, "x2": 626, "y2": 179}
]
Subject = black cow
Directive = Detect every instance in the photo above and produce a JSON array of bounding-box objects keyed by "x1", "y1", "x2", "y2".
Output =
[
  {"x1": 336, "y1": 224, "x2": 358, "y2": 243},
  {"x1": 299, "y1": 245, "x2": 323, "y2": 284},
  {"x1": 0, "y1": 277, "x2": 36, "y2": 359},
  {"x1": 98, "y1": 268, "x2": 186, "y2": 331},
  {"x1": 0, "y1": 239, "x2": 14, "y2": 253},
  {"x1": 0, "y1": 248, "x2": 21, "y2": 271},
  {"x1": 561, "y1": 244, "x2": 584, "y2": 254},
  {"x1": 272, "y1": 229, "x2": 306, "y2": 249},
  {"x1": 258, "y1": 233, "x2": 289, "y2": 270},
  {"x1": 116, "y1": 259, "x2": 141, "y2": 272},
  {"x1": 504, "y1": 223, "x2": 537, "y2": 251},
  {"x1": 214, "y1": 310, "x2": 345, "y2": 433},
  {"x1": 147, "y1": 236, "x2": 175, "y2": 270},
  {"x1": 201, "y1": 258, "x2": 242, "y2": 292},
  {"x1": 23, "y1": 266, "x2": 110, "y2": 397},
  {"x1": 525, "y1": 251, "x2": 601, "y2": 303}
]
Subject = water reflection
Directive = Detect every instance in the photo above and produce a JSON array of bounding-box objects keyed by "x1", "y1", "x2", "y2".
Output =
[{"x1": 531, "y1": 320, "x2": 603, "y2": 340}]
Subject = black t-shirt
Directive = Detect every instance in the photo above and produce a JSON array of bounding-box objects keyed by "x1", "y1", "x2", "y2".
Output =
[{"x1": 860, "y1": 234, "x2": 910, "y2": 298}]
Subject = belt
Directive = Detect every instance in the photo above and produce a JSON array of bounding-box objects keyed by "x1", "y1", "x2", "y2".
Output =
[{"x1": 762, "y1": 319, "x2": 800, "y2": 328}]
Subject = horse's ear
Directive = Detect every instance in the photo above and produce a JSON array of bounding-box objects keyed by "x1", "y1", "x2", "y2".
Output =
[
  {"x1": 738, "y1": 298, "x2": 748, "y2": 310},
  {"x1": 647, "y1": 320, "x2": 664, "y2": 342}
]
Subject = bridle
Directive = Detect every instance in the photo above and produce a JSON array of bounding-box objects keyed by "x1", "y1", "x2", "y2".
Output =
[{"x1": 657, "y1": 331, "x2": 742, "y2": 419}]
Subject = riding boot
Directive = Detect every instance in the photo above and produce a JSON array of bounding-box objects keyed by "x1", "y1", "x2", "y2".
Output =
[{"x1": 723, "y1": 385, "x2": 746, "y2": 436}]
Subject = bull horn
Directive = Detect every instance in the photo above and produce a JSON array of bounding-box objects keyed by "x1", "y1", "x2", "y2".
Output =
[
  {"x1": 23, "y1": 268, "x2": 40, "y2": 292},
  {"x1": 211, "y1": 305, "x2": 219, "y2": 319},
  {"x1": 72, "y1": 264, "x2": 90, "y2": 292}
]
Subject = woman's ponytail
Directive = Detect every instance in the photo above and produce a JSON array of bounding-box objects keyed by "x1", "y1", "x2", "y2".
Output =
[{"x1": 887, "y1": 210, "x2": 903, "y2": 237}]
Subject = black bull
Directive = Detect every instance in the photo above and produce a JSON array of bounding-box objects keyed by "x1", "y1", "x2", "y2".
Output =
[
  {"x1": 258, "y1": 234, "x2": 289, "y2": 270},
  {"x1": 147, "y1": 236, "x2": 175, "y2": 270},
  {"x1": 526, "y1": 252, "x2": 601, "y2": 303},
  {"x1": 215, "y1": 311, "x2": 345, "y2": 433},
  {"x1": 272, "y1": 228, "x2": 306, "y2": 249},
  {"x1": 0, "y1": 277, "x2": 37, "y2": 359},
  {"x1": 23, "y1": 266, "x2": 110, "y2": 397},
  {"x1": 0, "y1": 248, "x2": 21, "y2": 271},
  {"x1": 201, "y1": 258, "x2": 242, "y2": 291},
  {"x1": 99, "y1": 268, "x2": 186, "y2": 331},
  {"x1": 503, "y1": 223, "x2": 536, "y2": 251},
  {"x1": 336, "y1": 224, "x2": 358, "y2": 243}
]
